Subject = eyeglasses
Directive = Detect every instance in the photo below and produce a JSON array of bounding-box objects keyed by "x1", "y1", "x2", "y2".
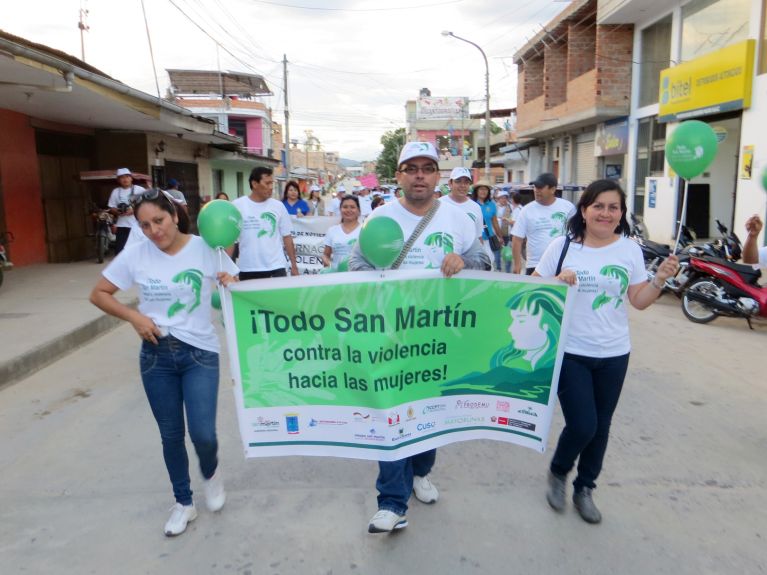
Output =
[
  {"x1": 399, "y1": 164, "x2": 438, "y2": 175},
  {"x1": 130, "y1": 188, "x2": 175, "y2": 208}
]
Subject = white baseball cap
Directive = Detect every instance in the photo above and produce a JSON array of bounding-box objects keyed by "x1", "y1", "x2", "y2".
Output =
[
  {"x1": 398, "y1": 141, "x2": 439, "y2": 165},
  {"x1": 449, "y1": 167, "x2": 472, "y2": 181},
  {"x1": 115, "y1": 168, "x2": 132, "y2": 177},
  {"x1": 497, "y1": 190, "x2": 509, "y2": 197},
  {"x1": 337, "y1": 185, "x2": 346, "y2": 192},
  {"x1": 310, "y1": 184, "x2": 320, "y2": 191}
]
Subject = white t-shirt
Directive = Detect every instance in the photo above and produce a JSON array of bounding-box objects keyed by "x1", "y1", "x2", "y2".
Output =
[
  {"x1": 536, "y1": 235, "x2": 646, "y2": 357},
  {"x1": 232, "y1": 196, "x2": 292, "y2": 272},
  {"x1": 359, "y1": 195, "x2": 373, "y2": 217},
  {"x1": 108, "y1": 185, "x2": 146, "y2": 228},
  {"x1": 324, "y1": 224, "x2": 361, "y2": 268},
  {"x1": 328, "y1": 197, "x2": 342, "y2": 216},
  {"x1": 511, "y1": 198, "x2": 576, "y2": 267},
  {"x1": 440, "y1": 194, "x2": 484, "y2": 239},
  {"x1": 366, "y1": 200, "x2": 476, "y2": 269},
  {"x1": 103, "y1": 235, "x2": 238, "y2": 353},
  {"x1": 758, "y1": 246, "x2": 767, "y2": 267}
]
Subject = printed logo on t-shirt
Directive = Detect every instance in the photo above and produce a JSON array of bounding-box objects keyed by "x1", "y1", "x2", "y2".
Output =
[
  {"x1": 550, "y1": 212, "x2": 568, "y2": 237},
  {"x1": 467, "y1": 213, "x2": 477, "y2": 222},
  {"x1": 257, "y1": 212, "x2": 278, "y2": 238},
  {"x1": 592, "y1": 265, "x2": 630, "y2": 310},
  {"x1": 167, "y1": 269, "x2": 203, "y2": 317},
  {"x1": 423, "y1": 232, "x2": 454, "y2": 268}
]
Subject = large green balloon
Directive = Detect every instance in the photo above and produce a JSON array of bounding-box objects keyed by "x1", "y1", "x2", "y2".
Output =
[
  {"x1": 197, "y1": 200, "x2": 242, "y2": 248},
  {"x1": 665, "y1": 120, "x2": 718, "y2": 180},
  {"x1": 359, "y1": 216, "x2": 404, "y2": 269},
  {"x1": 211, "y1": 290, "x2": 221, "y2": 310}
]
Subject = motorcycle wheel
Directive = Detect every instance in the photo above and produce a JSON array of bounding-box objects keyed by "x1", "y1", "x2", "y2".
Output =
[
  {"x1": 681, "y1": 278, "x2": 720, "y2": 324},
  {"x1": 97, "y1": 234, "x2": 108, "y2": 264}
]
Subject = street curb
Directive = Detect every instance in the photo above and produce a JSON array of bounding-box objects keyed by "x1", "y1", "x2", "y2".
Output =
[{"x1": 0, "y1": 299, "x2": 137, "y2": 390}]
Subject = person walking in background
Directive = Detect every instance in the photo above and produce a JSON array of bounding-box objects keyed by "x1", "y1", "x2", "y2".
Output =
[
  {"x1": 108, "y1": 168, "x2": 145, "y2": 256},
  {"x1": 472, "y1": 179, "x2": 504, "y2": 270},
  {"x1": 165, "y1": 179, "x2": 188, "y2": 213},
  {"x1": 327, "y1": 186, "x2": 346, "y2": 217},
  {"x1": 215, "y1": 192, "x2": 230, "y2": 201},
  {"x1": 349, "y1": 141, "x2": 489, "y2": 534},
  {"x1": 512, "y1": 173, "x2": 575, "y2": 274},
  {"x1": 439, "y1": 167, "x2": 483, "y2": 241},
  {"x1": 495, "y1": 190, "x2": 513, "y2": 272},
  {"x1": 322, "y1": 195, "x2": 361, "y2": 269},
  {"x1": 308, "y1": 185, "x2": 324, "y2": 216},
  {"x1": 90, "y1": 188, "x2": 238, "y2": 537},
  {"x1": 282, "y1": 180, "x2": 310, "y2": 217},
  {"x1": 533, "y1": 179, "x2": 678, "y2": 524},
  {"x1": 232, "y1": 167, "x2": 299, "y2": 279}
]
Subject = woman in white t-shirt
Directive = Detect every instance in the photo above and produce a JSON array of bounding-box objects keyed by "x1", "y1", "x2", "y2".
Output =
[
  {"x1": 533, "y1": 179, "x2": 678, "y2": 525},
  {"x1": 322, "y1": 195, "x2": 361, "y2": 270},
  {"x1": 90, "y1": 189, "x2": 238, "y2": 537}
]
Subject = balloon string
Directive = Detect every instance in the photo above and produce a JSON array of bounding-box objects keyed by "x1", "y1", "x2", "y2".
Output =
[
  {"x1": 216, "y1": 246, "x2": 230, "y2": 327},
  {"x1": 673, "y1": 178, "x2": 689, "y2": 255}
]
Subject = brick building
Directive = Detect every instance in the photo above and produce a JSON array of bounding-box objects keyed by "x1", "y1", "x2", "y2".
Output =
[{"x1": 514, "y1": 0, "x2": 633, "y2": 196}]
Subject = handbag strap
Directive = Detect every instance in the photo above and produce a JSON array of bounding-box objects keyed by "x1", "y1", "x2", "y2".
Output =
[
  {"x1": 555, "y1": 235, "x2": 572, "y2": 276},
  {"x1": 390, "y1": 200, "x2": 441, "y2": 270}
]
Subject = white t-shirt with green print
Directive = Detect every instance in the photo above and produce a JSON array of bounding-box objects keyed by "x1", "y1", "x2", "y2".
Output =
[
  {"x1": 232, "y1": 196, "x2": 293, "y2": 272},
  {"x1": 536, "y1": 235, "x2": 646, "y2": 357},
  {"x1": 323, "y1": 223, "x2": 361, "y2": 269},
  {"x1": 366, "y1": 199, "x2": 476, "y2": 270},
  {"x1": 440, "y1": 194, "x2": 484, "y2": 239},
  {"x1": 103, "y1": 235, "x2": 238, "y2": 353},
  {"x1": 511, "y1": 198, "x2": 576, "y2": 267}
]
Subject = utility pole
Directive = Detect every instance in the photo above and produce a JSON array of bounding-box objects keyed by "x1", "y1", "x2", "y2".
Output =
[
  {"x1": 78, "y1": 2, "x2": 89, "y2": 61},
  {"x1": 283, "y1": 54, "x2": 291, "y2": 181}
]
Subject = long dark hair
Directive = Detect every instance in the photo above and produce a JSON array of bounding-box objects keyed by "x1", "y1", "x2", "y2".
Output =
[
  {"x1": 471, "y1": 185, "x2": 492, "y2": 204},
  {"x1": 282, "y1": 180, "x2": 301, "y2": 202},
  {"x1": 567, "y1": 179, "x2": 630, "y2": 242},
  {"x1": 134, "y1": 190, "x2": 190, "y2": 233}
]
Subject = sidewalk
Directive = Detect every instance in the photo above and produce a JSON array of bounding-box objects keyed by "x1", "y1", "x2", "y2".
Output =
[{"x1": 0, "y1": 261, "x2": 136, "y2": 388}]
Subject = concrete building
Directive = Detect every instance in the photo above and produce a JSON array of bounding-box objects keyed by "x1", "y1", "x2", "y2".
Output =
[
  {"x1": 514, "y1": 0, "x2": 633, "y2": 197},
  {"x1": 287, "y1": 130, "x2": 341, "y2": 191},
  {"x1": 600, "y1": 0, "x2": 767, "y2": 244},
  {"x1": 0, "y1": 31, "x2": 242, "y2": 266}
]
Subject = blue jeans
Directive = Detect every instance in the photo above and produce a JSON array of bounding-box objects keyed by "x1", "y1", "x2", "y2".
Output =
[
  {"x1": 550, "y1": 353, "x2": 630, "y2": 492},
  {"x1": 140, "y1": 336, "x2": 220, "y2": 505},
  {"x1": 494, "y1": 235, "x2": 511, "y2": 272},
  {"x1": 376, "y1": 449, "x2": 436, "y2": 515}
]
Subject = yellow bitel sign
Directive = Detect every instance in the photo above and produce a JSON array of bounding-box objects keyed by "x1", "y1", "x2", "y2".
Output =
[{"x1": 659, "y1": 40, "x2": 755, "y2": 123}]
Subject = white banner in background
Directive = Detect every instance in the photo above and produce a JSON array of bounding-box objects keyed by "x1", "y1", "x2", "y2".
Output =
[{"x1": 289, "y1": 216, "x2": 337, "y2": 274}]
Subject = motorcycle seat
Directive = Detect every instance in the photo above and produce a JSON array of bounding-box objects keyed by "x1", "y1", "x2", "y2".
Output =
[{"x1": 708, "y1": 257, "x2": 762, "y2": 284}]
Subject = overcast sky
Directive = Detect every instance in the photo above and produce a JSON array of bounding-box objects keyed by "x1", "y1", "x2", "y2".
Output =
[{"x1": 2, "y1": 0, "x2": 568, "y2": 160}]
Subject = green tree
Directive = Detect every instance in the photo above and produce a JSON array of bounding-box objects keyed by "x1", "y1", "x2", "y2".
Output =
[{"x1": 376, "y1": 128, "x2": 406, "y2": 181}]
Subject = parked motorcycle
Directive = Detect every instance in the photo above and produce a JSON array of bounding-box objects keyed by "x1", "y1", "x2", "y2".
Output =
[
  {"x1": 0, "y1": 231, "x2": 14, "y2": 288},
  {"x1": 91, "y1": 208, "x2": 115, "y2": 263},
  {"x1": 682, "y1": 253, "x2": 765, "y2": 328},
  {"x1": 630, "y1": 214, "x2": 695, "y2": 296}
]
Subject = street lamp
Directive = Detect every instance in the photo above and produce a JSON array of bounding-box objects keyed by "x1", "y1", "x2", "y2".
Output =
[{"x1": 442, "y1": 30, "x2": 491, "y2": 179}]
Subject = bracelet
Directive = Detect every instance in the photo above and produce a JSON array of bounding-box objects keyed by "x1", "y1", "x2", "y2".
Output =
[{"x1": 650, "y1": 276, "x2": 664, "y2": 290}]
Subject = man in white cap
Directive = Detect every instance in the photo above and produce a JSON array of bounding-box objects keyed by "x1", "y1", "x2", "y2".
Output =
[
  {"x1": 108, "y1": 168, "x2": 146, "y2": 256},
  {"x1": 511, "y1": 172, "x2": 575, "y2": 274},
  {"x1": 327, "y1": 186, "x2": 346, "y2": 217},
  {"x1": 349, "y1": 141, "x2": 489, "y2": 535},
  {"x1": 440, "y1": 167, "x2": 483, "y2": 241},
  {"x1": 358, "y1": 186, "x2": 373, "y2": 218}
]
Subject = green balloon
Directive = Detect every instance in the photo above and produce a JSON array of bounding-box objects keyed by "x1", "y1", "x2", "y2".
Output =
[
  {"x1": 761, "y1": 165, "x2": 767, "y2": 192},
  {"x1": 359, "y1": 216, "x2": 404, "y2": 268},
  {"x1": 337, "y1": 258, "x2": 349, "y2": 272},
  {"x1": 211, "y1": 290, "x2": 221, "y2": 310},
  {"x1": 197, "y1": 200, "x2": 242, "y2": 248},
  {"x1": 665, "y1": 120, "x2": 718, "y2": 180},
  {"x1": 501, "y1": 245, "x2": 513, "y2": 262},
  {"x1": 319, "y1": 267, "x2": 333, "y2": 274}
]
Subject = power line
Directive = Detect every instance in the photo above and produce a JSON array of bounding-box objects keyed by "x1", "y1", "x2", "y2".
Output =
[{"x1": 245, "y1": 0, "x2": 467, "y2": 12}]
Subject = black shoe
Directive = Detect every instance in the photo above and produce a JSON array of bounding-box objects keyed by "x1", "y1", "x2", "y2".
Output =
[
  {"x1": 573, "y1": 487, "x2": 602, "y2": 524},
  {"x1": 546, "y1": 471, "x2": 567, "y2": 512}
]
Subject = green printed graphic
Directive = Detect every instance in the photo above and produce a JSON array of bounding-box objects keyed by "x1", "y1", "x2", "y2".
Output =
[
  {"x1": 257, "y1": 212, "x2": 277, "y2": 238},
  {"x1": 231, "y1": 277, "x2": 568, "y2": 410},
  {"x1": 168, "y1": 269, "x2": 203, "y2": 317},
  {"x1": 593, "y1": 265, "x2": 629, "y2": 310},
  {"x1": 550, "y1": 212, "x2": 568, "y2": 236}
]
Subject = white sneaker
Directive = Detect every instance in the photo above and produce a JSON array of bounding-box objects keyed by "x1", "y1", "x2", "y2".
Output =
[
  {"x1": 203, "y1": 470, "x2": 226, "y2": 512},
  {"x1": 368, "y1": 509, "x2": 408, "y2": 533},
  {"x1": 413, "y1": 475, "x2": 439, "y2": 504},
  {"x1": 164, "y1": 503, "x2": 197, "y2": 536}
]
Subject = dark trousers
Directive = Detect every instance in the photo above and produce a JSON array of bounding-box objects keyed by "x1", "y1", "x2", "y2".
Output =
[
  {"x1": 239, "y1": 268, "x2": 287, "y2": 280},
  {"x1": 550, "y1": 352, "x2": 630, "y2": 491},
  {"x1": 525, "y1": 266, "x2": 536, "y2": 275},
  {"x1": 376, "y1": 449, "x2": 436, "y2": 515},
  {"x1": 114, "y1": 227, "x2": 132, "y2": 256}
]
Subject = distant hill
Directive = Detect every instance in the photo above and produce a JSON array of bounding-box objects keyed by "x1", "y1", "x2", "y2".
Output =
[{"x1": 338, "y1": 158, "x2": 362, "y2": 168}]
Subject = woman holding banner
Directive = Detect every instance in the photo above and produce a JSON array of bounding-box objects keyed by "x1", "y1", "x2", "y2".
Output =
[
  {"x1": 534, "y1": 179, "x2": 678, "y2": 524},
  {"x1": 322, "y1": 195, "x2": 361, "y2": 270},
  {"x1": 89, "y1": 189, "x2": 238, "y2": 537}
]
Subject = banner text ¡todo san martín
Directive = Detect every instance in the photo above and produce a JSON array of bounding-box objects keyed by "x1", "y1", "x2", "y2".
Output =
[{"x1": 249, "y1": 304, "x2": 477, "y2": 334}]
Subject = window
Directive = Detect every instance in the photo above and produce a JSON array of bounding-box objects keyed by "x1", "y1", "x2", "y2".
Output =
[
  {"x1": 633, "y1": 116, "x2": 666, "y2": 216},
  {"x1": 212, "y1": 169, "x2": 224, "y2": 196},
  {"x1": 681, "y1": 0, "x2": 750, "y2": 62},
  {"x1": 236, "y1": 172, "x2": 244, "y2": 197},
  {"x1": 639, "y1": 16, "x2": 672, "y2": 108},
  {"x1": 495, "y1": 175, "x2": 504, "y2": 184}
]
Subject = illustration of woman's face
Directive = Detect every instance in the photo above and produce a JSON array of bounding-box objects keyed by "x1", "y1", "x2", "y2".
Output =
[{"x1": 508, "y1": 308, "x2": 548, "y2": 351}]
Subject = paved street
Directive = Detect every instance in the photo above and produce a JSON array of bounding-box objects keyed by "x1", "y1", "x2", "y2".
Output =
[{"x1": 1, "y1": 295, "x2": 765, "y2": 575}]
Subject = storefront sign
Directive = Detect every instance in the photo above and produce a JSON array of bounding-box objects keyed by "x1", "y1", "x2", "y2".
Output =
[
  {"x1": 595, "y1": 118, "x2": 629, "y2": 156},
  {"x1": 417, "y1": 96, "x2": 469, "y2": 120},
  {"x1": 658, "y1": 40, "x2": 755, "y2": 123}
]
